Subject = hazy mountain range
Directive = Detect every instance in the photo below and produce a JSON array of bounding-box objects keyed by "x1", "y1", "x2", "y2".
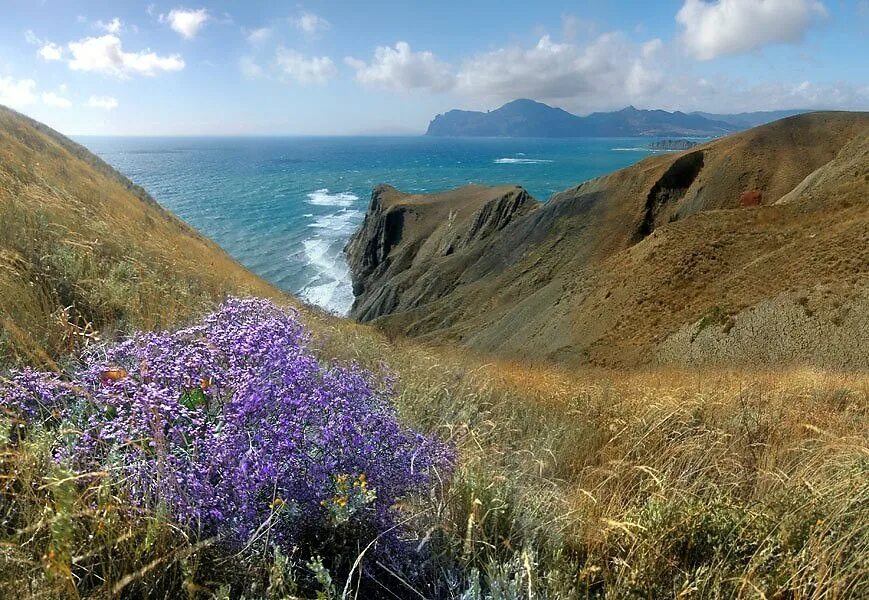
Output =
[{"x1": 426, "y1": 99, "x2": 810, "y2": 138}]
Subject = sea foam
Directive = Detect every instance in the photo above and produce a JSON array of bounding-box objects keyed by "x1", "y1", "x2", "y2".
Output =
[
  {"x1": 306, "y1": 188, "x2": 360, "y2": 207},
  {"x1": 493, "y1": 157, "x2": 554, "y2": 164}
]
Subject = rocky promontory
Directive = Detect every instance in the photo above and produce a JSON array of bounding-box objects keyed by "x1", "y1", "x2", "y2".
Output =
[
  {"x1": 346, "y1": 112, "x2": 869, "y2": 369},
  {"x1": 345, "y1": 183, "x2": 539, "y2": 322}
]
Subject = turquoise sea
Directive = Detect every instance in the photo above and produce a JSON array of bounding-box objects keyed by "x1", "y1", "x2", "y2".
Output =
[{"x1": 76, "y1": 136, "x2": 661, "y2": 314}]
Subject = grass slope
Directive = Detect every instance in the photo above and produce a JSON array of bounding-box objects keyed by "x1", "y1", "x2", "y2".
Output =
[
  {"x1": 0, "y1": 105, "x2": 284, "y2": 368},
  {"x1": 1, "y1": 107, "x2": 867, "y2": 598}
]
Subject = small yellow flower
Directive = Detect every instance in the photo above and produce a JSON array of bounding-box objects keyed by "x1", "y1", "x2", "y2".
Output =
[{"x1": 270, "y1": 497, "x2": 285, "y2": 509}]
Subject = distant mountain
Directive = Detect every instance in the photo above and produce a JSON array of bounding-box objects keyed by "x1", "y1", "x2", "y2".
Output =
[
  {"x1": 426, "y1": 99, "x2": 738, "y2": 138},
  {"x1": 691, "y1": 109, "x2": 810, "y2": 129}
]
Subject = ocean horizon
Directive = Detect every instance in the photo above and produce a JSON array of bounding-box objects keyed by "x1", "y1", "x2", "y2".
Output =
[{"x1": 77, "y1": 135, "x2": 664, "y2": 314}]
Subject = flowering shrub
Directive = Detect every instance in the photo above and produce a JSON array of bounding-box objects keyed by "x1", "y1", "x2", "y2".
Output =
[{"x1": 0, "y1": 298, "x2": 452, "y2": 563}]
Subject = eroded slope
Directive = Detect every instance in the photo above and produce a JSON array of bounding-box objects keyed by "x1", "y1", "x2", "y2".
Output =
[{"x1": 347, "y1": 112, "x2": 869, "y2": 368}]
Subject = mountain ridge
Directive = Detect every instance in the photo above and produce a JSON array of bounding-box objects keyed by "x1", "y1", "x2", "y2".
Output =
[
  {"x1": 426, "y1": 98, "x2": 812, "y2": 138},
  {"x1": 352, "y1": 111, "x2": 869, "y2": 368}
]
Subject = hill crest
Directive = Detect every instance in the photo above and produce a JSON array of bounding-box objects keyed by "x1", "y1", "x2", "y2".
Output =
[{"x1": 353, "y1": 111, "x2": 869, "y2": 369}]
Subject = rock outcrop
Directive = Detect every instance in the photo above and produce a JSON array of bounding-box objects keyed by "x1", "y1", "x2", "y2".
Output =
[
  {"x1": 346, "y1": 112, "x2": 869, "y2": 369},
  {"x1": 346, "y1": 184, "x2": 539, "y2": 322}
]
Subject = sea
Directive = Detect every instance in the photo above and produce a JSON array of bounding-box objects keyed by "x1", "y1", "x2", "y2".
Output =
[{"x1": 76, "y1": 135, "x2": 662, "y2": 315}]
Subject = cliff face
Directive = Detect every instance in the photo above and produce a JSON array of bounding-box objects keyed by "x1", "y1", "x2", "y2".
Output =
[
  {"x1": 346, "y1": 184, "x2": 539, "y2": 322},
  {"x1": 347, "y1": 112, "x2": 869, "y2": 369}
]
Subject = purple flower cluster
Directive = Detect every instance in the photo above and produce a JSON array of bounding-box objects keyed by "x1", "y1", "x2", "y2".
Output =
[{"x1": 1, "y1": 298, "x2": 452, "y2": 557}]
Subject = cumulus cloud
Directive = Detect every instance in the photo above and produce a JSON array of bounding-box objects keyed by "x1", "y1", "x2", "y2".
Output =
[
  {"x1": 455, "y1": 34, "x2": 663, "y2": 106},
  {"x1": 68, "y1": 35, "x2": 185, "y2": 77},
  {"x1": 346, "y1": 42, "x2": 454, "y2": 92},
  {"x1": 38, "y1": 42, "x2": 64, "y2": 61},
  {"x1": 41, "y1": 91, "x2": 72, "y2": 108},
  {"x1": 676, "y1": 0, "x2": 827, "y2": 60},
  {"x1": 88, "y1": 95, "x2": 119, "y2": 110},
  {"x1": 0, "y1": 76, "x2": 37, "y2": 108},
  {"x1": 96, "y1": 17, "x2": 123, "y2": 34},
  {"x1": 293, "y1": 11, "x2": 330, "y2": 35},
  {"x1": 274, "y1": 48, "x2": 336, "y2": 84},
  {"x1": 161, "y1": 8, "x2": 209, "y2": 39}
]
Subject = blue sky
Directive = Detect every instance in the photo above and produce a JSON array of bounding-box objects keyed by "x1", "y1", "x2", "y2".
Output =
[{"x1": 1, "y1": 0, "x2": 867, "y2": 135}]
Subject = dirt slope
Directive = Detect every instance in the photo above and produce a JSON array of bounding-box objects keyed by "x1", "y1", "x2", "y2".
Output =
[{"x1": 346, "y1": 112, "x2": 869, "y2": 369}]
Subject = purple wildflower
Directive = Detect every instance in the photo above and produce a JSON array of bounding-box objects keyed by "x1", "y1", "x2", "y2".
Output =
[{"x1": 1, "y1": 298, "x2": 453, "y2": 563}]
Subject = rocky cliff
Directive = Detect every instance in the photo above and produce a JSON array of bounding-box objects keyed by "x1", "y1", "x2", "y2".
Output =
[
  {"x1": 346, "y1": 183, "x2": 539, "y2": 322},
  {"x1": 347, "y1": 112, "x2": 869, "y2": 369}
]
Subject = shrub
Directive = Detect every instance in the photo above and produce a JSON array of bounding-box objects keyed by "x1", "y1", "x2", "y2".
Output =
[{"x1": 1, "y1": 298, "x2": 453, "y2": 583}]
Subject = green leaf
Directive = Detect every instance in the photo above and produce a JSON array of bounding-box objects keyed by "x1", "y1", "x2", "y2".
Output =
[{"x1": 180, "y1": 388, "x2": 207, "y2": 410}]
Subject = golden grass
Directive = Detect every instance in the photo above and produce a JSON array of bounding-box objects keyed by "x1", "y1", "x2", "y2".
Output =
[
  {"x1": 301, "y1": 318, "x2": 869, "y2": 598},
  {"x1": 1, "y1": 105, "x2": 866, "y2": 597},
  {"x1": 0, "y1": 106, "x2": 285, "y2": 367}
]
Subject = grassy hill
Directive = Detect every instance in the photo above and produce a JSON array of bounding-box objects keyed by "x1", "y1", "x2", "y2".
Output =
[
  {"x1": 347, "y1": 112, "x2": 869, "y2": 369},
  {"x1": 0, "y1": 105, "x2": 284, "y2": 367},
  {"x1": 1, "y1": 106, "x2": 867, "y2": 599}
]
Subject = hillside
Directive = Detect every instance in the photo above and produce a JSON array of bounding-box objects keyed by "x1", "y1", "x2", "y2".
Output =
[
  {"x1": 0, "y1": 105, "x2": 286, "y2": 366},
  {"x1": 2, "y1": 107, "x2": 868, "y2": 600},
  {"x1": 426, "y1": 99, "x2": 769, "y2": 137},
  {"x1": 348, "y1": 111, "x2": 869, "y2": 369}
]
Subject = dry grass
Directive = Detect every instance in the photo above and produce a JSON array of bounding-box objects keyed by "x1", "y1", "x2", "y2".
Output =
[
  {"x1": 0, "y1": 105, "x2": 284, "y2": 368},
  {"x1": 301, "y1": 321, "x2": 869, "y2": 598},
  {"x1": 1, "y1": 105, "x2": 866, "y2": 597},
  {"x1": 4, "y1": 310, "x2": 867, "y2": 598}
]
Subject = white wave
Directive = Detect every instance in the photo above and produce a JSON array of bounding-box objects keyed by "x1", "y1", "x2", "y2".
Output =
[
  {"x1": 493, "y1": 157, "x2": 554, "y2": 164},
  {"x1": 298, "y1": 238, "x2": 355, "y2": 315},
  {"x1": 612, "y1": 147, "x2": 657, "y2": 152},
  {"x1": 308, "y1": 210, "x2": 364, "y2": 232},
  {"x1": 306, "y1": 188, "x2": 360, "y2": 207}
]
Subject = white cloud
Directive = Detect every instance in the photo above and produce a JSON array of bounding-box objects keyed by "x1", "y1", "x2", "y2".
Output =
[
  {"x1": 346, "y1": 42, "x2": 454, "y2": 92},
  {"x1": 38, "y1": 42, "x2": 64, "y2": 61},
  {"x1": 0, "y1": 76, "x2": 37, "y2": 108},
  {"x1": 41, "y1": 91, "x2": 72, "y2": 108},
  {"x1": 87, "y1": 95, "x2": 119, "y2": 110},
  {"x1": 274, "y1": 48, "x2": 336, "y2": 84},
  {"x1": 246, "y1": 27, "x2": 271, "y2": 44},
  {"x1": 68, "y1": 35, "x2": 185, "y2": 77},
  {"x1": 96, "y1": 17, "x2": 123, "y2": 34},
  {"x1": 293, "y1": 11, "x2": 330, "y2": 35},
  {"x1": 642, "y1": 38, "x2": 664, "y2": 59},
  {"x1": 240, "y1": 56, "x2": 265, "y2": 79},
  {"x1": 24, "y1": 30, "x2": 40, "y2": 45},
  {"x1": 161, "y1": 8, "x2": 209, "y2": 39},
  {"x1": 676, "y1": 0, "x2": 827, "y2": 60},
  {"x1": 455, "y1": 34, "x2": 663, "y2": 105}
]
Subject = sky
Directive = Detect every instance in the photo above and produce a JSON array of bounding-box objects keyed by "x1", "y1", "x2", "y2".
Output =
[{"x1": 0, "y1": 0, "x2": 867, "y2": 135}]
